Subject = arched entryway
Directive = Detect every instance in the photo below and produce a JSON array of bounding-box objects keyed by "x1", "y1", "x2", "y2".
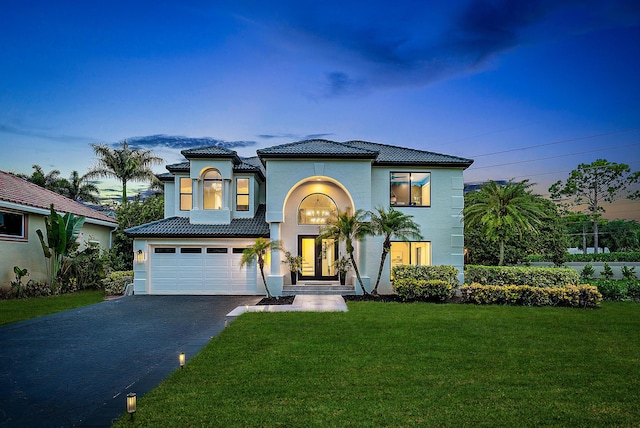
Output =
[{"x1": 280, "y1": 177, "x2": 353, "y2": 283}]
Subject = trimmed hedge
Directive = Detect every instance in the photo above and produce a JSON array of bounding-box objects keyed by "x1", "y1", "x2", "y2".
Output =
[
  {"x1": 592, "y1": 280, "x2": 640, "y2": 302},
  {"x1": 464, "y1": 265, "x2": 579, "y2": 288},
  {"x1": 392, "y1": 265, "x2": 459, "y2": 286},
  {"x1": 460, "y1": 283, "x2": 602, "y2": 308},
  {"x1": 102, "y1": 271, "x2": 133, "y2": 296},
  {"x1": 393, "y1": 279, "x2": 454, "y2": 302},
  {"x1": 526, "y1": 252, "x2": 640, "y2": 263}
]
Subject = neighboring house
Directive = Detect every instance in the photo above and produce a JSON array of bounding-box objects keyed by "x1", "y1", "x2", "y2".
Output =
[
  {"x1": 126, "y1": 139, "x2": 473, "y2": 296},
  {"x1": 0, "y1": 170, "x2": 118, "y2": 286}
]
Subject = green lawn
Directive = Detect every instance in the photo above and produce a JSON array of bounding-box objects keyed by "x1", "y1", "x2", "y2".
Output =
[
  {"x1": 0, "y1": 290, "x2": 105, "y2": 326},
  {"x1": 114, "y1": 302, "x2": 640, "y2": 427}
]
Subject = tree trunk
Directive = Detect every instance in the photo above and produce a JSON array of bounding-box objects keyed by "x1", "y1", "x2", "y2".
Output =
[
  {"x1": 593, "y1": 219, "x2": 599, "y2": 254},
  {"x1": 372, "y1": 247, "x2": 389, "y2": 295},
  {"x1": 349, "y1": 252, "x2": 367, "y2": 295},
  {"x1": 582, "y1": 221, "x2": 587, "y2": 255},
  {"x1": 122, "y1": 180, "x2": 128, "y2": 204},
  {"x1": 259, "y1": 267, "x2": 272, "y2": 298},
  {"x1": 498, "y1": 240, "x2": 505, "y2": 266}
]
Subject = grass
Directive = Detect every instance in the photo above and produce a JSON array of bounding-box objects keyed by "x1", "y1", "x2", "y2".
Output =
[
  {"x1": 0, "y1": 290, "x2": 105, "y2": 326},
  {"x1": 113, "y1": 302, "x2": 640, "y2": 427}
]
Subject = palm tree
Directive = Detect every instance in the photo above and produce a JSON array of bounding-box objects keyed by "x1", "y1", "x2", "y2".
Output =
[
  {"x1": 318, "y1": 209, "x2": 370, "y2": 295},
  {"x1": 240, "y1": 237, "x2": 283, "y2": 299},
  {"x1": 87, "y1": 140, "x2": 163, "y2": 203},
  {"x1": 59, "y1": 171, "x2": 101, "y2": 203},
  {"x1": 27, "y1": 164, "x2": 62, "y2": 191},
  {"x1": 463, "y1": 180, "x2": 545, "y2": 266},
  {"x1": 369, "y1": 206, "x2": 423, "y2": 294}
]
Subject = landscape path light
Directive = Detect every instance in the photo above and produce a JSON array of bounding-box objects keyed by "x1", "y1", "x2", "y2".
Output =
[
  {"x1": 126, "y1": 392, "x2": 137, "y2": 420},
  {"x1": 179, "y1": 352, "x2": 185, "y2": 368}
]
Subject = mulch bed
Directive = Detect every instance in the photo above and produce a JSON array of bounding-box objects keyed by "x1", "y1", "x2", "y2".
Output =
[
  {"x1": 257, "y1": 294, "x2": 461, "y2": 305},
  {"x1": 256, "y1": 296, "x2": 296, "y2": 305}
]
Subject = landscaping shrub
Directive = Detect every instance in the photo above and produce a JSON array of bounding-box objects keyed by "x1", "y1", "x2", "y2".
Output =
[
  {"x1": 621, "y1": 265, "x2": 637, "y2": 280},
  {"x1": 459, "y1": 283, "x2": 602, "y2": 308},
  {"x1": 393, "y1": 279, "x2": 454, "y2": 302},
  {"x1": 601, "y1": 262, "x2": 614, "y2": 280},
  {"x1": 594, "y1": 280, "x2": 626, "y2": 301},
  {"x1": 391, "y1": 265, "x2": 459, "y2": 285},
  {"x1": 102, "y1": 271, "x2": 133, "y2": 296},
  {"x1": 628, "y1": 281, "x2": 640, "y2": 301},
  {"x1": 580, "y1": 263, "x2": 595, "y2": 281},
  {"x1": 464, "y1": 265, "x2": 579, "y2": 287},
  {"x1": 526, "y1": 252, "x2": 640, "y2": 263}
]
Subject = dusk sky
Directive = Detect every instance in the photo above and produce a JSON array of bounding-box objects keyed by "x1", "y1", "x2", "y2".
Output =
[{"x1": 1, "y1": 0, "x2": 639, "y2": 220}]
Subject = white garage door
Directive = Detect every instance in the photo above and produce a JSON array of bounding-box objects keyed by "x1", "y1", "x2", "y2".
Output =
[{"x1": 150, "y1": 246, "x2": 257, "y2": 294}]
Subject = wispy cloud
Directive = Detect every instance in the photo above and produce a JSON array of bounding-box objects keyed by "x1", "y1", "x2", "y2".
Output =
[
  {"x1": 122, "y1": 134, "x2": 257, "y2": 150},
  {"x1": 0, "y1": 123, "x2": 97, "y2": 143},
  {"x1": 257, "y1": 133, "x2": 334, "y2": 140}
]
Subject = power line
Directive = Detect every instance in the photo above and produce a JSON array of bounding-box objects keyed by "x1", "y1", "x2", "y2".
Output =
[
  {"x1": 468, "y1": 143, "x2": 639, "y2": 170},
  {"x1": 469, "y1": 127, "x2": 639, "y2": 158}
]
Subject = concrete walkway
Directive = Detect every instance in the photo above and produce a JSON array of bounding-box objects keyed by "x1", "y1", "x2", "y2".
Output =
[
  {"x1": 0, "y1": 295, "x2": 259, "y2": 428},
  {"x1": 226, "y1": 294, "x2": 348, "y2": 317}
]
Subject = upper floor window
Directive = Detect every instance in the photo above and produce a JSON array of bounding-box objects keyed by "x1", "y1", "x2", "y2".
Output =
[
  {"x1": 236, "y1": 178, "x2": 249, "y2": 211},
  {"x1": 180, "y1": 178, "x2": 192, "y2": 211},
  {"x1": 0, "y1": 210, "x2": 26, "y2": 240},
  {"x1": 298, "y1": 193, "x2": 337, "y2": 225},
  {"x1": 203, "y1": 169, "x2": 223, "y2": 210},
  {"x1": 390, "y1": 172, "x2": 431, "y2": 207}
]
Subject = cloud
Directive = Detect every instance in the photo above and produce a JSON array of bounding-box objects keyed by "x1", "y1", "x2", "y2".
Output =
[
  {"x1": 260, "y1": 0, "x2": 639, "y2": 96},
  {"x1": 257, "y1": 133, "x2": 334, "y2": 140},
  {"x1": 121, "y1": 134, "x2": 257, "y2": 150},
  {"x1": 0, "y1": 123, "x2": 97, "y2": 143}
]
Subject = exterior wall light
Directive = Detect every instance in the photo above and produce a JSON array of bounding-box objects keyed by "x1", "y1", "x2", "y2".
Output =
[
  {"x1": 126, "y1": 392, "x2": 137, "y2": 419},
  {"x1": 179, "y1": 352, "x2": 186, "y2": 368},
  {"x1": 135, "y1": 250, "x2": 145, "y2": 264}
]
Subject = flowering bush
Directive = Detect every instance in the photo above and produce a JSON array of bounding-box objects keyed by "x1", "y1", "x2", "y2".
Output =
[
  {"x1": 393, "y1": 279, "x2": 454, "y2": 302},
  {"x1": 459, "y1": 283, "x2": 601, "y2": 308},
  {"x1": 464, "y1": 265, "x2": 579, "y2": 287}
]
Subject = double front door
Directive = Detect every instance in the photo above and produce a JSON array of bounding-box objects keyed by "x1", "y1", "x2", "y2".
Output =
[{"x1": 298, "y1": 235, "x2": 338, "y2": 280}]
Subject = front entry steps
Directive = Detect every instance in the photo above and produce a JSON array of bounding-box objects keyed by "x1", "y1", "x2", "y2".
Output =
[{"x1": 283, "y1": 281, "x2": 355, "y2": 296}]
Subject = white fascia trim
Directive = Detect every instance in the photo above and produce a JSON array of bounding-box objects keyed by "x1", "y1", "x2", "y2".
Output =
[{"x1": 0, "y1": 201, "x2": 118, "y2": 228}]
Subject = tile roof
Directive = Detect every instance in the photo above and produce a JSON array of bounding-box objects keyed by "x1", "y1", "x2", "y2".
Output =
[
  {"x1": 344, "y1": 140, "x2": 473, "y2": 166},
  {"x1": 165, "y1": 157, "x2": 265, "y2": 180},
  {"x1": 181, "y1": 146, "x2": 241, "y2": 164},
  {"x1": 166, "y1": 162, "x2": 189, "y2": 173},
  {"x1": 256, "y1": 139, "x2": 379, "y2": 159},
  {"x1": 125, "y1": 204, "x2": 269, "y2": 238},
  {"x1": 0, "y1": 171, "x2": 118, "y2": 225},
  {"x1": 256, "y1": 139, "x2": 473, "y2": 167}
]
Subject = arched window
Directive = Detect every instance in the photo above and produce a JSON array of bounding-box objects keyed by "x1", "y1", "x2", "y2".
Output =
[
  {"x1": 203, "y1": 169, "x2": 223, "y2": 210},
  {"x1": 298, "y1": 193, "x2": 337, "y2": 224}
]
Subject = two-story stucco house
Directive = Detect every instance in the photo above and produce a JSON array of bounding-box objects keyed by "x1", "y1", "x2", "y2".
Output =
[{"x1": 126, "y1": 139, "x2": 473, "y2": 296}]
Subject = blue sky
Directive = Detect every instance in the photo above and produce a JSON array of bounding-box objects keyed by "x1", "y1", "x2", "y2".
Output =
[{"x1": 1, "y1": 0, "x2": 639, "y2": 220}]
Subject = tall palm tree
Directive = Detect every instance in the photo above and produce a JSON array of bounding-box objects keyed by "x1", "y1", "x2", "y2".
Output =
[
  {"x1": 240, "y1": 237, "x2": 283, "y2": 299},
  {"x1": 369, "y1": 206, "x2": 423, "y2": 294},
  {"x1": 463, "y1": 180, "x2": 545, "y2": 266},
  {"x1": 318, "y1": 209, "x2": 370, "y2": 295},
  {"x1": 87, "y1": 140, "x2": 163, "y2": 203},
  {"x1": 59, "y1": 171, "x2": 101, "y2": 203}
]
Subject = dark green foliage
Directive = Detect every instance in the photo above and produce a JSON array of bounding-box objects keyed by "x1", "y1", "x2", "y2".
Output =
[
  {"x1": 65, "y1": 243, "x2": 107, "y2": 289},
  {"x1": 460, "y1": 283, "x2": 602, "y2": 307},
  {"x1": 621, "y1": 265, "x2": 637, "y2": 280},
  {"x1": 591, "y1": 279, "x2": 640, "y2": 302},
  {"x1": 580, "y1": 263, "x2": 595, "y2": 281},
  {"x1": 601, "y1": 262, "x2": 614, "y2": 280},
  {"x1": 464, "y1": 265, "x2": 579, "y2": 287},
  {"x1": 567, "y1": 252, "x2": 640, "y2": 262},
  {"x1": 113, "y1": 194, "x2": 164, "y2": 270}
]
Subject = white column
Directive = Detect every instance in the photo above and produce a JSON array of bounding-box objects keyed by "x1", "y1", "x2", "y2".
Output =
[
  {"x1": 223, "y1": 179, "x2": 231, "y2": 210},
  {"x1": 192, "y1": 178, "x2": 200, "y2": 210}
]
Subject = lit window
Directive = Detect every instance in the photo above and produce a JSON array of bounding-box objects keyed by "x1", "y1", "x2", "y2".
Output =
[
  {"x1": 390, "y1": 172, "x2": 431, "y2": 207},
  {"x1": 298, "y1": 194, "x2": 337, "y2": 225},
  {"x1": 0, "y1": 211, "x2": 26, "y2": 240},
  {"x1": 203, "y1": 169, "x2": 223, "y2": 210},
  {"x1": 180, "y1": 178, "x2": 192, "y2": 211},
  {"x1": 236, "y1": 178, "x2": 249, "y2": 211},
  {"x1": 390, "y1": 241, "x2": 431, "y2": 276}
]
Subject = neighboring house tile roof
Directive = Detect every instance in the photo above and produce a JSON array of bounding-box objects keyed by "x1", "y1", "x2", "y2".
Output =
[
  {"x1": 124, "y1": 204, "x2": 269, "y2": 238},
  {"x1": 256, "y1": 139, "x2": 473, "y2": 167},
  {"x1": 0, "y1": 170, "x2": 118, "y2": 225},
  {"x1": 157, "y1": 172, "x2": 174, "y2": 182}
]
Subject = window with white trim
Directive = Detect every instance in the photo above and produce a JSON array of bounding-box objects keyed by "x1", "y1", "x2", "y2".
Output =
[
  {"x1": 236, "y1": 178, "x2": 249, "y2": 211},
  {"x1": 180, "y1": 178, "x2": 192, "y2": 211},
  {"x1": 203, "y1": 169, "x2": 223, "y2": 210},
  {"x1": 0, "y1": 210, "x2": 26, "y2": 240}
]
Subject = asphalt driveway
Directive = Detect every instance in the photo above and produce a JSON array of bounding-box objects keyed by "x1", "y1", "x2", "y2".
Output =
[{"x1": 0, "y1": 295, "x2": 260, "y2": 427}]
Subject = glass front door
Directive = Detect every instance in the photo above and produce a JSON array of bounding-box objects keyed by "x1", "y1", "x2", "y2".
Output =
[{"x1": 298, "y1": 236, "x2": 338, "y2": 280}]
